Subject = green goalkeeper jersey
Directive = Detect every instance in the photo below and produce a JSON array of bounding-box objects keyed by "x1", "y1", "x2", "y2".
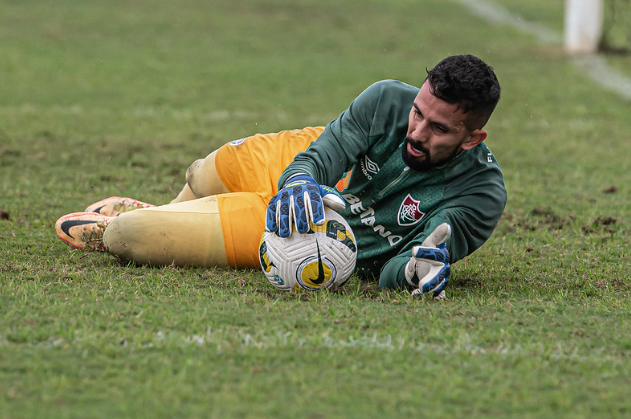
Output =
[{"x1": 279, "y1": 80, "x2": 507, "y2": 288}]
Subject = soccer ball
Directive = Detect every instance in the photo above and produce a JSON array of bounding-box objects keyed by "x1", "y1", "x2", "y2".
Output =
[{"x1": 258, "y1": 209, "x2": 357, "y2": 291}]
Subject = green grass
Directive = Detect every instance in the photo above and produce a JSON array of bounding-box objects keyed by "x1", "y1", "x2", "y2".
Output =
[{"x1": 2, "y1": 0, "x2": 631, "y2": 418}]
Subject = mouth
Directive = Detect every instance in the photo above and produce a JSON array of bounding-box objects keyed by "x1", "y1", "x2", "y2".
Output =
[{"x1": 406, "y1": 141, "x2": 426, "y2": 158}]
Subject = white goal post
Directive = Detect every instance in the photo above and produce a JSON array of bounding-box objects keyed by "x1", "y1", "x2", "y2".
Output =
[{"x1": 565, "y1": 0, "x2": 604, "y2": 53}]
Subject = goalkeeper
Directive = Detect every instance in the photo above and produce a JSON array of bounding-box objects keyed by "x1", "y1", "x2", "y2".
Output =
[{"x1": 55, "y1": 54, "x2": 506, "y2": 297}]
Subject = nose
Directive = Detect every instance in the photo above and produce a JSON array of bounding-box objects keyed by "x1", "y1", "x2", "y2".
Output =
[{"x1": 409, "y1": 119, "x2": 428, "y2": 142}]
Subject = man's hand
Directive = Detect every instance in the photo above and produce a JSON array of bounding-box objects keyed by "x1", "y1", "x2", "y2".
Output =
[
  {"x1": 405, "y1": 223, "x2": 451, "y2": 299},
  {"x1": 265, "y1": 174, "x2": 346, "y2": 237}
]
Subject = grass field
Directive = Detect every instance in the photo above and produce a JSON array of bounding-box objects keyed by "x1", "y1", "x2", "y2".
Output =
[{"x1": 2, "y1": 0, "x2": 631, "y2": 418}]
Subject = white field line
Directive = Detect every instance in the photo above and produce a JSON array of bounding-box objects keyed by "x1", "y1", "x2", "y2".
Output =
[
  {"x1": 452, "y1": 0, "x2": 561, "y2": 44},
  {"x1": 0, "y1": 330, "x2": 619, "y2": 364},
  {"x1": 3, "y1": 2, "x2": 629, "y2": 113},
  {"x1": 572, "y1": 54, "x2": 631, "y2": 100},
  {"x1": 453, "y1": 0, "x2": 631, "y2": 101}
]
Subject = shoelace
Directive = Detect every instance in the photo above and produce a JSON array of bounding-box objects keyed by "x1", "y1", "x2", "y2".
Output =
[
  {"x1": 80, "y1": 220, "x2": 109, "y2": 251},
  {"x1": 113, "y1": 199, "x2": 153, "y2": 215},
  {"x1": 114, "y1": 200, "x2": 140, "y2": 214}
]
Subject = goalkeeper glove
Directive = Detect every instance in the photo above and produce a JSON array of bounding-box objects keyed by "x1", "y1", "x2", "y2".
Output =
[
  {"x1": 405, "y1": 223, "x2": 451, "y2": 299},
  {"x1": 265, "y1": 174, "x2": 346, "y2": 237}
]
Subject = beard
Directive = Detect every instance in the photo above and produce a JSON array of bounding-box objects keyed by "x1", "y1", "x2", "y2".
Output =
[
  {"x1": 401, "y1": 137, "x2": 461, "y2": 172},
  {"x1": 401, "y1": 137, "x2": 433, "y2": 172}
]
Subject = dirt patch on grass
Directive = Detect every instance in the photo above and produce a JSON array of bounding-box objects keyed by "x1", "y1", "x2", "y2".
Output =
[{"x1": 582, "y1": 216, "x2": 618, "y2": 235}]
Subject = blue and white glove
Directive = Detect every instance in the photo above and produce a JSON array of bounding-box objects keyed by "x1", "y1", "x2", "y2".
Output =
[
  {"x1": 266, "y1": 174, "x2": 346, "y2": 238},
  {"x1": 406, "y1": 223, "x2": 451, "y2": 300}
]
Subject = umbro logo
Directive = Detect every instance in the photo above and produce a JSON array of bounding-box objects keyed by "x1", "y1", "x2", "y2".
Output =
[{"x1": 360, "y1": 155, "x2": 380, "y2": 180}]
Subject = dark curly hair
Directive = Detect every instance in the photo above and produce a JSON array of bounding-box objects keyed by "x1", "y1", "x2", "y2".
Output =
[{"x1": 426, "y1": 55, "x2": 501, "y2": 130}]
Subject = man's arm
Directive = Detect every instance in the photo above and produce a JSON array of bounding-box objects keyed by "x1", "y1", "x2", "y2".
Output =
[
  {"x1": 378, "y1": 196, "x2": 505, "y2": 290},
  {"x1": 267, "y1": 81, "x2": 408, "y2": 237},
  {"x1": 277, "y1": 80, "x2": 408, "y2": 187}
]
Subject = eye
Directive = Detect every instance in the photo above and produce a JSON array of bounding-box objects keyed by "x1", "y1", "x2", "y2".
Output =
[{"x1": 433, "y1": 124, "x2": 448, "y2": 134}]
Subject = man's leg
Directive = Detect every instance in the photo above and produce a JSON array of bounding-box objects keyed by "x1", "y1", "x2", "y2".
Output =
[
  {"x1": 171, "y1": 127, "x2": 325, "y2": 204},
  {"x1": 59, "y1": 127, "x2": 324, "y2": 259},
  {"x1": 171, "y1": 150, "x2": 229, "y2": 203},
  {"x1": 103, "y1": 192, "x2": 267, "y2": 269}
]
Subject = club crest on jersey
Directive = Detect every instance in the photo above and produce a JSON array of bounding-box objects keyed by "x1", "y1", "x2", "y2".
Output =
[
  {"x1": 230, "y1": 138, "x2": 246, "y2": 146},
  {"x1": 397, "y1": 194, "x2": 425, "y2": 226}
]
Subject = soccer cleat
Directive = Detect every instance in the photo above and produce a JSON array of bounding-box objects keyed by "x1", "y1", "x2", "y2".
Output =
[
  {"x1": 55, "y1": 212, "x2": 113, "y2": 251},
  {"x1": 84, "y1": 196, "x2": 154, "y2": 217}
]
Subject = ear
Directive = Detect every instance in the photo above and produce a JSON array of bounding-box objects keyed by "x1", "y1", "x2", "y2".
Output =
[{"x1": 461, "y1": 129, "x2": 487, "y2": 150}]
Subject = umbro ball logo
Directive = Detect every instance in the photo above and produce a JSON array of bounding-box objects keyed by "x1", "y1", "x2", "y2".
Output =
[
  {"x1": 397, "y1": 194, "x2": 425, "y2": 226},
  {"x1": 364, "y1": 156, "x2": 379, "y2": 174}
]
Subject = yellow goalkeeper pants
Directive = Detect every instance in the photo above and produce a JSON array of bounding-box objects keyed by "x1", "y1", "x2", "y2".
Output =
[{"x1": 103, "y1": 127, "x2": 330, "y2": 269}]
